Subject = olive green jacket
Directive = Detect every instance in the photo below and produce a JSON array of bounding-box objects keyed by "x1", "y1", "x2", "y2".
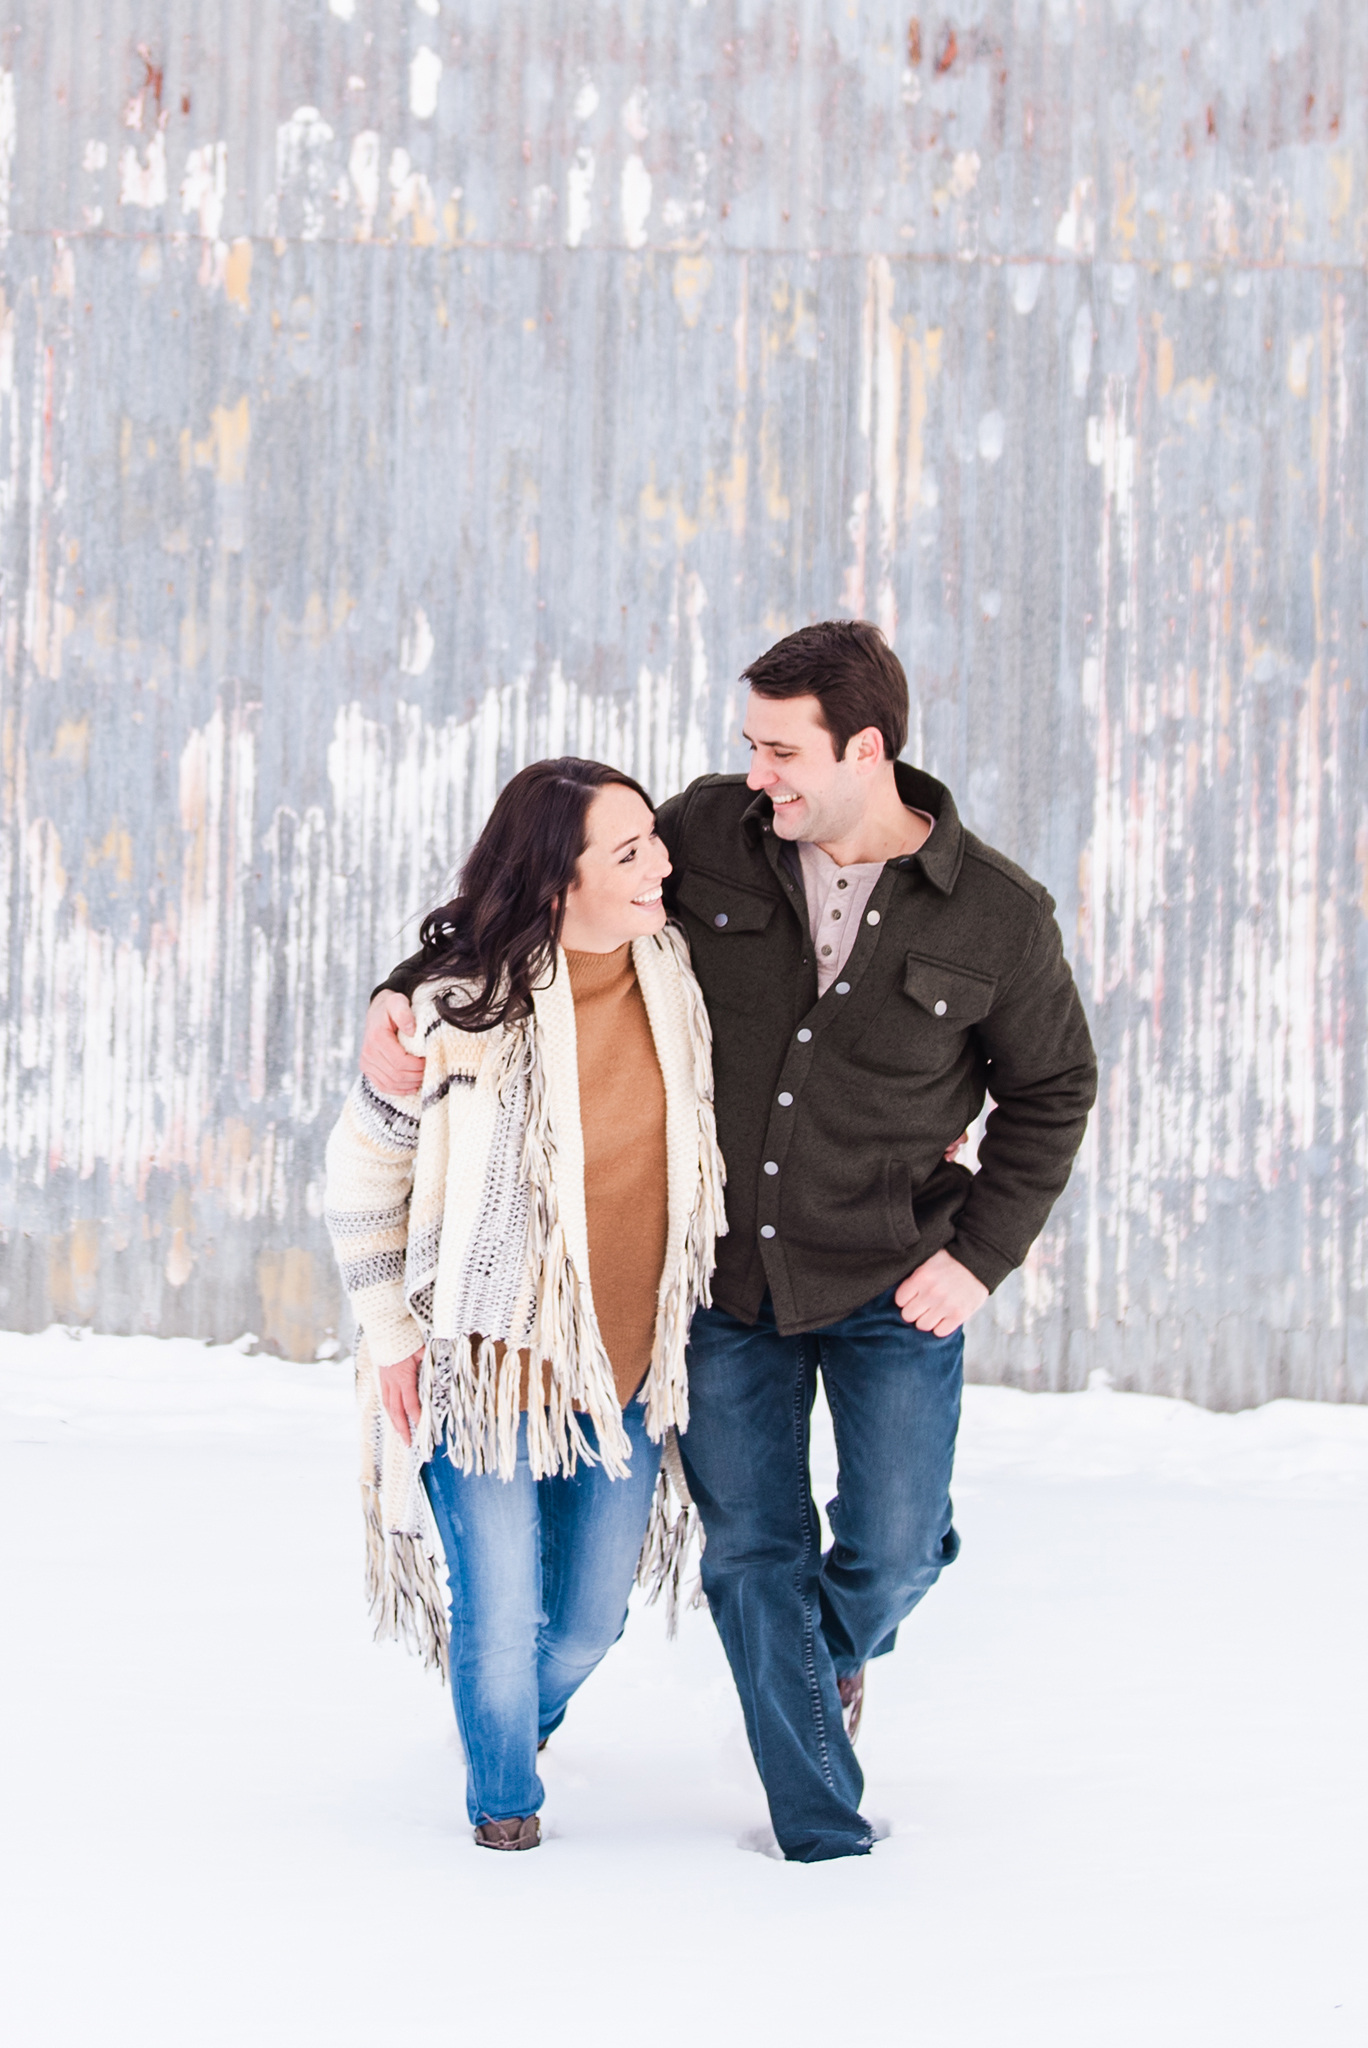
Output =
[{"x1": 649, "y1": 765, "x2": 1097, "y2": 1333}]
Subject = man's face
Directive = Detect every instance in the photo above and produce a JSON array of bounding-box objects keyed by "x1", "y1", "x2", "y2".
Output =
[{"x1": 742, "y1": 691, "x2": 876, "y2": 845}]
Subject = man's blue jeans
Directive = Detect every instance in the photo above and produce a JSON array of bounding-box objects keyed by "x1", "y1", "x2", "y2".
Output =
[
  {"x1": 680, "y1": 1287, "x2": 963, "y2": 1862},
  {"x1": 423, "y1": 1407, "x2": 661, "y2": 1825}
]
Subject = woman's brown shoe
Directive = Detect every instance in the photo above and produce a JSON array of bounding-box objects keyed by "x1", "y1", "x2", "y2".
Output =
[{"x1": 474, "y1": 1816, "x2": 541, "y2": 1852}]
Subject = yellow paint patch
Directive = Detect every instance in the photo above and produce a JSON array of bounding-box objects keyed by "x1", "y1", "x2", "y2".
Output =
[
  {"x1": 52, "y1": 715, "x2": 90, "y2": 768},
  {"x1": 1172, "y1": 376, "x2": 1216, "y2": 429},
  {"x1": 225, "y1": 237, "x2": 253, "y2": 309},
  {"x1": 47, "y1": 1219, "x2": 101, "y2": 1321},
  {"x1": 180, "y1": 610, "x2": 209, "y2": 670},
  {"x1": 1156, "y1": 331, "x2": 1174, "y2": 400},
  {"x1": 257, "y1": 1247, "x2": 324, "y2": 1362},
  {"x1": 925, "y1": 328, "x2": 944, "y2": 378},
  {"x1": 1287, "y1": 334, "x2": 1314, "y2": 399},
  {"x1": 760, "y1": 408, "x2": 790, "y2": 522},
  {"x1": 1112, "y1": 160, "x2": 1138, "y2": 255},
  {"x1": 672, "y1": 254, "x2": 714, "y2": 329},
  {"x1": 1171, "y1": 263, "x2": 1193, "y2": 290},
  {"x1": 194, "y1": 394, "x2": 251, "y2": 484},
  {"x1": 88, "y1": 821, "x2": 134, "y2": 884},
  {"x1": 1328, "y1": 150, "x2": 1353, "y2": 227},
  {"x1": 902, "y1": 329, "x2": 928, "y2": 521}
]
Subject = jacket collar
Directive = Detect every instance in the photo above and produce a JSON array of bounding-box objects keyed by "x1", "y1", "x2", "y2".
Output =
[{"x1": 741, "y1": 759, "x2": 965, "y2": 896}]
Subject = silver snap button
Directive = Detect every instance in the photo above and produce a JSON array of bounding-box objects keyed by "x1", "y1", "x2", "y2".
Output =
[
  {"x1": 764, "y1": 1161, "x2": 778, "y2": 1175},
  {"x1": 777, "y1": 1091, "x2": 793, "y2": 1106},
  {"x1": 796, "y1": 1028, "x2": 812, "y2": 1042},
  {"x1": 713, "y1": 912, "x2": 728, "y2": 927},
  {"x1": 760, "y1": 1225, "x2": 776, "y2": 1239},
  {"x1": 835, "y1": 981, "x2": 850, "y2": 995},
  {"x1": 866, "y1": 910, "x2": 880, "y2": 925},
  {"x1": 934, "y1": 999, "x2": 947, "y2": 1016}
]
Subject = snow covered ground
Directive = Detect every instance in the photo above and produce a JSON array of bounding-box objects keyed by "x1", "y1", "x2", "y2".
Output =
[{"x1": 2, "y1": 1327, "x2": 1365, "y2": 2047}]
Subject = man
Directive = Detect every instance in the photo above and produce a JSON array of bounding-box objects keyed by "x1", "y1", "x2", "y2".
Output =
[{"x1": 360, "y1": 620, "x2": 1097, "y2": 1863}]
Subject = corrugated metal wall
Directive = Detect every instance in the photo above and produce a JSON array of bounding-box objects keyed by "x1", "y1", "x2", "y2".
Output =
[{"x1": 1, "y1": 1, "x2": 1364, "y2": 1404}]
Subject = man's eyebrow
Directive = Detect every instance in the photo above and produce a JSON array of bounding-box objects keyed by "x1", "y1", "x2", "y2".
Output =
[{"x1": 740, "y1": 728, "x2": 794, "y2": 746}]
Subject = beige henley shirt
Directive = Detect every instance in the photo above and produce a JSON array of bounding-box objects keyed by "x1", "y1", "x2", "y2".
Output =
[{"x1": 798, "y1": 813, "x2": 935, "y2": 995}]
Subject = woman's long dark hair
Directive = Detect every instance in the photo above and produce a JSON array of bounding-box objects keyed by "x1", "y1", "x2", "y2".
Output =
[{"x1": 417, "y1": 758, "x2": 655, "y2": 1032}]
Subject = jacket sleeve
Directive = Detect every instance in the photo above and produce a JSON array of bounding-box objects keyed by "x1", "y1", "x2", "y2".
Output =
[
  {"x1": 324, "y1": 1072, "x2": 427, "y2": 1369},
  {"x1": 947, "y1": 895, "x2": 1098, "y2": 1293}
]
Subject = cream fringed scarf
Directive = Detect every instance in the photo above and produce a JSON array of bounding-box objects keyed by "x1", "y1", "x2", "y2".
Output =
[{"x1": 325, "y1": 923, "x2": 726, "y2": 1674}]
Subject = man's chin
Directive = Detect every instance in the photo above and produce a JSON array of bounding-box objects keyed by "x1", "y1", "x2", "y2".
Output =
[{"x1": 769, "y1": 800, "x2": 806, "y2": 836}]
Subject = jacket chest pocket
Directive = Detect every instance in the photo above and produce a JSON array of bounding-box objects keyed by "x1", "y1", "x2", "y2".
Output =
[
  {"x1": 853, "y1": 950, "x2": 998, "y2": 1074},
  {"x1": 675, "y1": 869, "x2": 780, "y2": 1014}
]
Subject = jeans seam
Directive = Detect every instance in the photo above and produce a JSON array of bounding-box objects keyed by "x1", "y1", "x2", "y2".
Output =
[{"x1": 795, "y1": 1335, "x2": 838, "y2": 1795}]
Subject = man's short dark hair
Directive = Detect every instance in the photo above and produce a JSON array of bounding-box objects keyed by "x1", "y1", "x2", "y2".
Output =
[{"x1": 741, "y1": 619, "x2": 909, "y2": 761}]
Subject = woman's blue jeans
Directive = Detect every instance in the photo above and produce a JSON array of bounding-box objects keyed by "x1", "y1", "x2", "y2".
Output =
[{"x1": 422, "y1": 1407, "x2": 661, "y2": 1825}]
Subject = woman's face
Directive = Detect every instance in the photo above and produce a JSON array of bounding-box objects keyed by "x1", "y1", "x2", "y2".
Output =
[{"x1": 559, "y1": 784, "x2": 672, "y2": 953}]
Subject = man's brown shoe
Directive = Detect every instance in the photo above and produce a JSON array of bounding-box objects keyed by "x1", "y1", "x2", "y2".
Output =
[
  {"x1": 837, "y1": 1667, "x2": 866, "y2": 1742},
  {"x1": 474, "y1": 1816, "x2": 541, "y2": 1851}
]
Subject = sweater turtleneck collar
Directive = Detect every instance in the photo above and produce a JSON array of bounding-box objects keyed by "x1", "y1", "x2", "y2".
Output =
[{"x1": 563, "y1": 941, "x2": 634, "y2": 993}]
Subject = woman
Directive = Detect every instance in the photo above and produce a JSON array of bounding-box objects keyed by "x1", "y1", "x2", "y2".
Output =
[{"x1": 324, "y1": 759, "x2": 725, "y2": 1851}]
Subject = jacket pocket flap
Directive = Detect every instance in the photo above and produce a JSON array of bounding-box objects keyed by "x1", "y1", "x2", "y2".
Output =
[
  {"x1": 676, "y1": 869, "x2": 778, "y2": 934},
  {"x1": 903, "y1": 951, "x2": 997, "y2": 1024}
]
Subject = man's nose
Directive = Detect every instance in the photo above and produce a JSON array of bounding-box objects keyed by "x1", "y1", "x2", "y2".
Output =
[{"x1": 746, "y1": 760, "x2": 774, "y2": 790}]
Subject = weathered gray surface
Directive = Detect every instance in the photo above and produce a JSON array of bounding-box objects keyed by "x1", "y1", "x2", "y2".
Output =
[{"x1": 1, "y1": 2, "x2": 1364, "y2": 1400}]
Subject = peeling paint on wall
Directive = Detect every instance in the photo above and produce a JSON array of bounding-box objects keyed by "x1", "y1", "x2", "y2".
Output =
[{"x1": 0, "y1": 3, "x2": 1365, "y2": 1403}]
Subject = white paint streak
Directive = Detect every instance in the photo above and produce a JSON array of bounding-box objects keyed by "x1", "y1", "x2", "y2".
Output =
[
  {"x1": 409, "y1": 46, "x2": 442, "y2": 121},
  {"x1": 621, "y1": 154, "x2": 652, "y2": 249},
  {"x1": 118, "y1": 129, "x2": 167, "y2": 211},
  {"x1": 348, "y1": 132, "x2": 380, "y2": 238},
  {"x1": 0, "y1": 72, "x2": 13, "y2": 245},
  {"x1": 275, "y1": 107, "x2": 335, "y2": 242},
  {"x1": 1071, "y1": 304, "x2": 1095, "y2": 398},
  {"x1": 566, "y1": 147, "x2": 594, "y2": 248},
  {"x1": 399, "y1": 608, "x2": 434, "y2": 676}
]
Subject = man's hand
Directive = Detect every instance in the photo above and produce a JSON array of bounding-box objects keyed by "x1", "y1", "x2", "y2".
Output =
[
  {"x1": 894, "y1": 1249, "x2": 988, "y2": 1337},
  {"x1": 379, "y1": 1349, "x2": 423, "y2": 1445},
  {"x1": 944, "y1": 1130, "x2": 969, "y2": 1163},
  {"x1": 361, "y1": 990, "x2": 423, "y2": 1095}
]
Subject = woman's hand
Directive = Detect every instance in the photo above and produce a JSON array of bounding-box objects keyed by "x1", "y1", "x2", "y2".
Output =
[{"x1": 380, "y1": 1349, "x2": 424, "y2": 1446}]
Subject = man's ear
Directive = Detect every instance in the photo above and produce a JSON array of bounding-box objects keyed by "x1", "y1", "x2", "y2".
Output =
[{"x1": 846, "y1": 725, "x2": 886, "y2": 776}]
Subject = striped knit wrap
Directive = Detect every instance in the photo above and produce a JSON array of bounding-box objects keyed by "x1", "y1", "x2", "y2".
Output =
[{"x1": 325, "y1": 922, "x2": 726, "y2": 1671}]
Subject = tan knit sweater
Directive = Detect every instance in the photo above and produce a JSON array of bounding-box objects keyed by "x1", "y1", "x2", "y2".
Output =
[{"x1": 565, "y1": 945, "x2": 669, "y2": 1406}]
